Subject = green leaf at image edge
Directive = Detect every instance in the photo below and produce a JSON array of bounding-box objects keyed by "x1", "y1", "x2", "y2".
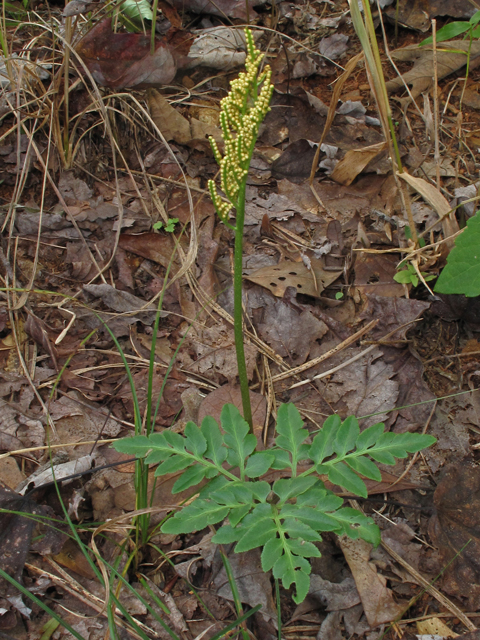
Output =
[{"x1": 435, "y1": 210, "x2": 480, "y2": 297}]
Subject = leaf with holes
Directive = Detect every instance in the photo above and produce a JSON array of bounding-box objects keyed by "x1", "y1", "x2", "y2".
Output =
[{"x1": 245, "y1": 259, "x2": 342, "y2": 298}]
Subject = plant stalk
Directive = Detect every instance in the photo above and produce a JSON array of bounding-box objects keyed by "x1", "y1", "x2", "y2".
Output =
[{"x1": 233, "y1": 182, "x2": 253, "y2": 433}]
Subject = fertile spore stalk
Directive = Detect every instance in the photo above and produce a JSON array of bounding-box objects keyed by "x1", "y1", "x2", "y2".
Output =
[{"x1": 208, "y1": 28, "x2": 274, "y2": 433}]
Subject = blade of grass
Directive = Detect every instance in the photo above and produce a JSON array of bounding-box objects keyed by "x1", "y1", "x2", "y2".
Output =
[
  {"x1": 219, "y1": 549, "x2": 249, "y2": 640},
  {"x1": 0, "y1": 568, "x2": 86, "y2": 640}
]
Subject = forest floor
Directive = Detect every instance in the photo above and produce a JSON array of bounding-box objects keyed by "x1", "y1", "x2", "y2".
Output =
[{"x1": 1, "y1": 0, "x2": 480, "y2": 638}]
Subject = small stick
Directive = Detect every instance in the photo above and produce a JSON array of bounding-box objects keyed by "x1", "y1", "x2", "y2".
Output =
[{"x1": 432, "y1": 19, "x2": 441, "y2": 190}]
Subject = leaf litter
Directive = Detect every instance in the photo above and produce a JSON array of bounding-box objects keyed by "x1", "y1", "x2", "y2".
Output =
[{"x1": 2, "y1": 0, "x2": 480, "y2": 636}]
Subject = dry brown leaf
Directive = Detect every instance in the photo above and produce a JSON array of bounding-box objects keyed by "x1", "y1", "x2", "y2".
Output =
[
  {"x1": 417, "y1": 617, "x2": 459, "y2": 638},
  {"x1": 331, "y1": 142, "x2": 387, "y2": 186},
  {"x1": 52, "y1": 539, "x2": 96, "y2": 579},
  {"x1": 178, "y1": 322, "x2": 258, "y2": 384},
  {"x1": 148, "y1": 90, "x2": 222, "y2": 148},
  {"x1": 398, "y1": 171, "x2": 459, "y2": 245},
  {"x1": 429, "y1": 460, "x2": 480, "y2": 609},
  {"x1": 387, "y1": 40, "x2": 480, "y2": 100},
  {"x1": 246, "y1": 259, "x2": 342, "y2": 299},
  {"x1": 354, "y1": 252, "x2": 405, "y2": 298},
  {"x1": 198, "y1": 385, "x2": 266, "y2": 443},
  {"x1": 258, "y1": 300, "x2": 328, "y2": 366},
  {"x1": 119, "y1": 232, "x2": 175, "y2": 269},
  {"x1": 340, "y1": 536, "x2": 403, "y2": 627}
]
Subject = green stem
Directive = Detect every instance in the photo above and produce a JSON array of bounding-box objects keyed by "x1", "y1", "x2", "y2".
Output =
[{"x1": 233, "y1": 182, "x2": 253, "y2": 433}]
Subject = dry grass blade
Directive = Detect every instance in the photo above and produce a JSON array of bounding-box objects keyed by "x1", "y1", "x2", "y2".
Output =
[
  {"x1": 381, "y1": 542, "x2": 477, "y2": 632},
  {"x1": 308, "y1": 51, "x2": 364, "y2": 187}
]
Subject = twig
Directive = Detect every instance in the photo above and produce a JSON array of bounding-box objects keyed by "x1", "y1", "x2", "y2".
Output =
[{"x1": 432, "y1": 19, "x2": 441, "y2": 190}]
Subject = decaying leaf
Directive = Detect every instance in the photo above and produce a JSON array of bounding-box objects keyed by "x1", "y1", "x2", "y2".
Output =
[
  {"x1": 417, "y1": 617, "x2": 459, "y2": 637},
  {"x1": 257, "y1": 299, "x2": 328, "y2": 366},
  {"x1": 148, "y1": 89, "x2": 222, "y2": 147},
  {"x1": 75, "y1": 19, "x2": 187, "y2": 88},
  {"x1": 384, "y1": 0, "x2": 475, "y2": 33},
  {"x1": 387, "y1": 40, "x2": 480, "y2": 100},
  {"x1": 246, "y1": 259, "x2": 342, "y2": 299},
  {"x1": 339, "y1": 536, "x2": 403, "y2": 627},
  {"x1": 198, "y1": 384, "x2": 266, "y2": 440},
  {"x1": 331, "y1": 141, "x2": 387, "y2": 186},
  {"x1": 83, "y1": 283, "x2": 165, "y2": 325},
  {"x1": 119, "y1": 232, "x2": 175, "y2": 268},
  {"x1": 398, "y1": 171, "x2": 459, "y2": 244},
  {"x1": 354, "y1": 252, "x2": 405, "y2": 298},
  {"x1": 429, "y1": 460, "x2": 480, "y2": 609},
  {"x1": 178, "y1": 322, "x2": 258, "y2": 384}
]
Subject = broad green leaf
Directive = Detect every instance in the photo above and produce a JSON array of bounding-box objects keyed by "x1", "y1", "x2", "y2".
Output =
[
  {"x1": 172, "y1": 464, "x2": 210, "y2": 493},
  {"x1": 420, "y1": 20, "x2": 471, "y2": 45},
  {"x1": 245, "y1": 452, "x2": 275, "y2": 478},
  {"x1": 470, "y1": 10, "x2": 480, "y2": 25},
  {"x1": 292, "y1": 570, "x2": 310, "y2": 605},
  {"x1": 121, "y1": 0, "x2": 153, "y2": 22},
  {"x1": 269, "y1": 449, "x2": 291, "y2": 470},
  {"x1": 346, "y1": 456, "x2": 382, "y2": 481},
  {"x1": 435, "y1": 210, "x2": 480, "y2": 296},
  {"x1": 235, "y1": 517, "x2": 277, "y2": 552},
  {"x1": 331, "y1": 508, "x2": 381, "y2": 546},
  {"x1": 309, "y1": 415, "x2": 340, "y2": 464},
  {"x1": 113, "y1": 435, "x2": 151, "y2": 456},
  {"x1": 296, "y1": 488, "x2": 343, "y2": 512},
  {"x1": 162, "y1": 431, "x2": 187, "y2": 451},
  {"x1": 161, "y1": 500, "x2": 229, "y2": 534},
  {"x1": 249, "y1": 481, "x2": 271, "y2": 502},
  {"x1": 211, "y1": 484, "x2": 252, "y2": 507},
  {"x1": 356, "y1": 422, "x2": 385, "y2": 451},
  {"x1": 280, "y1": 505, "x2": 340, "y2": 532},
  {"x1": 281, "y1": 517, "x2": 322, "y2": 541},
  {"x1": 333, "y1": 416, "x2": 360, "y2": 457},
  {"x1": 327, "y1": 462, "x2": 368, "y2": 497},
  {"x1": 368, "y1": 449, "x2": 396, "y2": 465},
  {"x1": 393, "y1": 269, "x2": 414, "y2": 284},
  {"x1": 201, "y1": 416, "x2": 227, "y2": 466},
  {"x1": 155, "y1": 455, "x2": 192, "y2": 475},
  {"x1": 229, "y1": 505, "x2": 253, "y2": 527},
  {"x1": 285, "y1": 539, "x2": 321, "y2": 559},
  {"x1": 212, "y1": 524, "x2": 242, "y2": 544},
  {"x1": 273, "y1": 476, "x2": 318, "y2": 503},
  {"x1": 272, "y1": 553, "x2": 310, "y2": 580},
  {"x1": 390, "y1": 432, "x2": 437, "y2": 452},
  {"x1": 184, "y1": 422, "x2": 207, "y2": 457},
  {"x1": 261, "y1": 537, "x2": 283, "y2": 572},
  {"x1": 199, "y1": 475, "x2": 229, "y2": 497},
  {"x1": 275, "y1": 403, "x2": 309, "y2": 471},
  {"x1": 221, "y1": 404, "x2": 256, "y2": 467}
]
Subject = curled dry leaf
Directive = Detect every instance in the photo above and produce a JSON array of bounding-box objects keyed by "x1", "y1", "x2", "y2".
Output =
[{"x1": 331, "y1": 141, "x2": 387, "y2": 186}]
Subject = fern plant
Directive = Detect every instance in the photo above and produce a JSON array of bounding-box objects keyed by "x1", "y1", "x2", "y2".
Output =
[{"x1": 114, "y1": 403, "x2": 436, "y2": 603}]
